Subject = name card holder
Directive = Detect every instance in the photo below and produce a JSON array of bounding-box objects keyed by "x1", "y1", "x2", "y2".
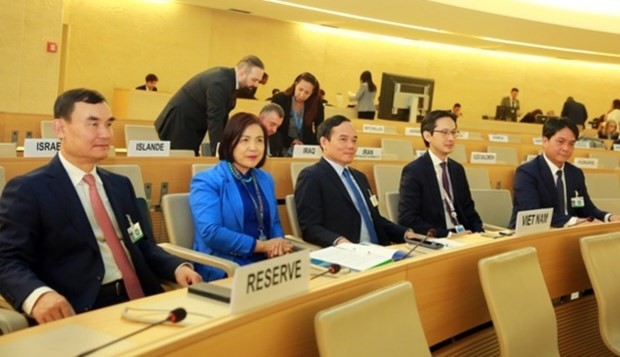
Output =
[
  {"x1": 127, "y1": 140, "x2": 170, "y2": 157},
  {"x1": 614, "y1": 144, "x2": 620, "y2": 151},
  {"x1": 404, "y1": 127, "x2": 421, "y2": 136},
  {"x1": 362, "y1": 124, "x2": 385, "y2": 134},
  {"x1": 355, "y1": 147, "x2": 382, "y2": 160},
  {"x1": 573, "y1": 157, "x2": 598, "y2": 169},
  {"x1": 532, "y1": 137, "x2": 543, "y2": 145},
  {"x1": 457, "y1": 131, "x2": 470, "y2": 140},
  {"x1": 515, "y1": 207, "x2": 553, "y2": 236},
  {"x1": 488, "y1": 134, "x2": 509, "y2": 143},
  {"x1": 23, "y1": 138, "x2": 61, "y2": 157},
  {"x1": 470, "y1": 151, "x2": 497, "y2": 164},
  {"x1": 574, "y1": 141, "x2": 591, "y2": 149},
  {"x1": 292, "y1": 145, "x2": 321, "y2": 158}
]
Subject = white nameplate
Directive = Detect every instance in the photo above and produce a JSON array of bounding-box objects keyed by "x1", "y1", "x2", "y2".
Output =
[
  {"x1": 470, "y1": 152, "x2": 497, "y2": 164},
  {"x1": 525, "y1": 154, "x2": 537, "y2": 162},
  {"x1": 574, "y1": 141, "x2": 591, "y2": 149},
  {"x1": 362, "y1": 124, "x2": 385, "y2": 134},
  {"x1": 127, "y1": 140, "x2": 170, "y2": 157},
  {"x1": 614, "y1": 144, "x2": 620, "y2": 151},
  {"x1": 404, "y1": 127, "x2": 421, "y2": 136},
  {"x1": 488, "y1": 134, "x2": 509, "y2": 143},
  {"x1": 23, "y1": 138, "x2": 60, "y2": 157},
  {"x1": 532, "y1": 137, "x2": 543, "y2": 145},
  {"x1": 515, "y1": 207, "x2": 553, "y2": 236},
  {"x1": 292, "y1": 145, "x2": 321, "y2": 158},
  {"x1": 230, "y1": 250, "x2": 309, "y2": 314},
  {"x1": 457, "y1": 131, "x2": 470, "y2": 140},
  {"x1": 573, "y1": 157, "x2": 598, "y2": 169},
  {"x1": 415, "y1": 149, "x2": 426, "y2": 158},
  {"x1": 355, "y1": 147, "x2": 382, "y2": 160}
]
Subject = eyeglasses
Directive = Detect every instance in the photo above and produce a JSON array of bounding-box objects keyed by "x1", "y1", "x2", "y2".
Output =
[{"x1": 433, "y1": 129, "x2": 460, "y2": 138}]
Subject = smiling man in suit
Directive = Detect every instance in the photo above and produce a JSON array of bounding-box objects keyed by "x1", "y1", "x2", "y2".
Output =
[
  {"x1": 0, "y1": 88, "x2": 201, "y2": 324},
  {"x1": 294, "y1": 115, "x2": 415, "y2": 247}
]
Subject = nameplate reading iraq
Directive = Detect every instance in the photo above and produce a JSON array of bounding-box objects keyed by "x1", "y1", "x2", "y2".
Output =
[
  {"x1": 23, "y1": 138, "x2": 60, "y2": 157},
  {"x1": 230, "y1": 250, "x2": 309, "y2": 314},
  {"x1": 127, "y1": 140, "x2": 170, "y2": 157},
  {"x1": 470, "y1": 152, "x2": 497, "y2": 164},
  {"x1": 292, "y1": 145, "x2": 321, "y2": 158}
]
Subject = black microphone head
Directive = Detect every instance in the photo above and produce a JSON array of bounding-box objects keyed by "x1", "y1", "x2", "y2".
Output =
[
  {"x1": 329, "y1": 264, "x2": 341, "y2": 274},
  {"x1": 427, "y1": 229, "x2": 437, "y2": 238},
  {"x1": 168, "y1": 308, "x2": 187, "y2": 323}
]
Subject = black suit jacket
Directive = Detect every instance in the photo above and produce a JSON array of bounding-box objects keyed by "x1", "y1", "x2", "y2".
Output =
[
  {"x1": 0, "y1": 156, "x2": 184, "y2": 313},
  {"x1": 561, "y1": 100, "x2": 588, "y2": 126},
  {"x1": 295, "y1": 158, "x2": 407, "y2": 247},
  {"x1": 270, "y1": 92, "x2": 324, "y2": 156},
  {"x1": 398, "y1": 153, "x2": 483, "y2": 237},
  {"x1": 135, "y1": 85, "x2": 157, "y2": 91},
  {"x1": 155, "y1": 67, "x2": 236, "y2": 155},
  {"x1": 509, "y1": 155, "x2": 607, "y2": 228}
]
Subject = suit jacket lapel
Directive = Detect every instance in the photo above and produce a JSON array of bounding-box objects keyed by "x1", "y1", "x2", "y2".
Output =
[{"x1": 318, "y1": 158, "x2": 355, "y2": 207}]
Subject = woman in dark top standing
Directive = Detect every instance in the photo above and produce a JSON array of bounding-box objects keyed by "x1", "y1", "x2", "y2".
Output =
[{"x1": 270, "y1": 72, "x2": 324, "y2": 156}]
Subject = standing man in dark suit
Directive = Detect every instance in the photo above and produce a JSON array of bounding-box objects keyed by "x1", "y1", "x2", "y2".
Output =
[
  {"x1": 500, "y1": 87, "x2": 520, "y2": 120},
  {"x1": 0, "y1": 88, "x2": 202, "y2": 324},
  {"x1": 135, "y1": 73, "x2": 158, "y2": 91},
  {"x1": 509, "y1": 117, "x2": 618, "y2": 228},
  {"x1": 155, "y1": 55, "x2": 265, "y2": 156},
  {"x1": 295, "y1": 115, "x2": 415, "y2": 247},
  {"x1": 398, "y1": 110, "x2": 484, "y2": 238},
  {"x1": 560, "y1": 96, "x2": 588, "y2": 130}
]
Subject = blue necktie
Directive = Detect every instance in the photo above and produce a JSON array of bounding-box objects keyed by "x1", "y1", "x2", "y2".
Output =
[
  {"x1": 556, "y1": 170, "x2": 565, "y2": 215},
  {"x1": 342, "y1": 169, "x2": 379, "y2": 244}
]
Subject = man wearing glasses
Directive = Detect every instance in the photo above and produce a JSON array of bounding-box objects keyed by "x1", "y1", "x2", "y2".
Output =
[{"x1": 398, "y1": 110, "x2": 484, "y2": 237}]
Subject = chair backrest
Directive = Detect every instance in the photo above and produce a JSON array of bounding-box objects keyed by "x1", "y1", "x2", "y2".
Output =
[
  {"x1": 285, "y1": 194, "x2": 302, "y2": 237},
  {"x1": 451, "y1": 143, "x2": 468, "y2": 163},
  {"x1": 124, "y1": 124, "x2": 160, "y2": 148},
  {"x1": 464, "y1": 167, "x2": 491, "y2": 189},
  {"x1": 161, "y1": 193, "x2": 194, "y2": 248},
  {"x1": 192, "y1": 163, "x2": 215, "y2": 176},
  {"x1": 40, "y1": 120, "x2": 56, "y2": 139},
  {"x1": 592, "y1": 198, "x2": 620, "y2": 213},
  {"x1": 385, "y1": 191, "x2": 399, "y2": 223},
  {"x1": 584, "y1": 173, "x2": 620, "y2": 199},
  {"x1": 580, "y1": 232, "x2": 620, "y2": 355},
  {"x1": 0, "y1": 143, "x2": 17, "y2": 158},
  {"x1": 314, "y1": 281, "x2": 431, "y2": 357},
  {"x1": 290, "y1": 162, "x2": 313, "y2": 188},
  {"x1": 471, "y1": 189, "x2": 512, "y2": 228},
  {"x1": 589, "y1": 152, "x2": 619, "y2": 170},
  {"x1": 0, "y1": 166, "x2": 5, "y2": 197},
  {"x1": 487, "y1": 145, "x2": 519, "y2": 165},
  {"x1": 373, "y1": 164, "x2": 404, "y2": 217},
  {"x1": 381, "y1": 138, "x2": 414, "y2": 161},
  {"x1": 478, "y1": 247, "x2": 559, "y2": 357},
  {"x1": 99, "y1": 164, "x2": 147, "y2": 200}
]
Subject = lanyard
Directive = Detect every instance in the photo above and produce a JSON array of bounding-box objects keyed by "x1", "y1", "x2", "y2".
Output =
[
  {"x1": 228, "y1": 162, "x2": 266, "y2": 240},
  {"x1": 291, "y1": 99, "x2": 304, "y2": 138},
  {"x1": 439, "y1": 178, "x2": 460, "y2": 226}
]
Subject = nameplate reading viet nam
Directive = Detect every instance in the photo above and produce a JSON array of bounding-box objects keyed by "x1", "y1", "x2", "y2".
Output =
[
  {"x1": 470, "y1": 152, "x2": 497, "y2": 164},
  {"x1": 362, "y1": 124, "x2": 385, "y2": 134},
  {"x1": 573, "y1": 157, "x2": 598, "y2": 169},
  {"x1": 127, "y1": 140, "x2": 170, "y2": 157},
  {"x1": 515, "y1": 207, "x2": 553, "y2": 236},
  {"x1": 23, "y1": 138, "x2": 60, "y2": 157},
  {"x1": 488, "y1": 134, "x2": 509, "y2": 143},
  {"x1": 355, "y1": 147, "x2": 382, "y2": 160},
  {"x1": 292, "y1": 145, "x2": 321, "y2": 158},
  {"x1": 230, "y1": 250, "x2": 309, "y2": 314}
]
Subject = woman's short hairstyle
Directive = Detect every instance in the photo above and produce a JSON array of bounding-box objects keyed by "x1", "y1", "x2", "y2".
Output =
[{"x1": 218, "y1": 112, "x2": 268, "y2": 168}]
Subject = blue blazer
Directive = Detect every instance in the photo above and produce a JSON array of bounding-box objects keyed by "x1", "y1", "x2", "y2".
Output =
[
  {"x1": 0, "y1": 156, "x2": 183, "y2": 313},
  {"x1": 398, "y1": 152, "x2": 484, "y2": 237},
  {"x1": 510, "y1": 155, "x2": 607, "y2": 228},
  {"x1": 190, "y1": 161, "x2": 283, "y2": 281}
]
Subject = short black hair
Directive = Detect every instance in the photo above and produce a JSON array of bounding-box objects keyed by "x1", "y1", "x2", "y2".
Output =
[
  {"x1": 218, "y1": 112, "x2": 268, "y2": 168},
  {"x1": 237, "y1": 55, "x2": 265, "y2": 72},
  {"x1": 317, "y1": 115, "x2": 350, "y2": 147},
  {"x1": 145, "y1": 73, "x2": 158, "y2": 82},
  {"x1": 511, "y1": 87, "x2": 519, "y2": 93},
  {"x1": 542, "y1": 117, "x2": 579, "y2": 140},
  {"x1": 419, "y1": 110, "x2": 457, "y2": 148},
  {"x1": 54, "y1": 88, "x2": 106, "y2": 121}
]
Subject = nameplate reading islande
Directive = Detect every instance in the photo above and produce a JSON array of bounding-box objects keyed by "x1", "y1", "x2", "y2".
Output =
[
  {"x1": 23, "y1": 139, "x2": 61, "y2": 157},
  {"x1": 127, "y1": 140, "x2": 170, "y2": 157},
  {"x1": 470, "y1": 152, "x2": 497, "y2": 164}
]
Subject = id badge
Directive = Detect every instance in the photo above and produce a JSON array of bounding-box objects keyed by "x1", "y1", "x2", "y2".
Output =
[
  {"x1": 454, "y1": 225, "x2": 465, "y2": 233},
  {"x1": 571, "y1": 196, "x2": 585, "y2": 208},
  {"x1": 126, "y1": 214, "x2": 144, "y2": 243},
  {"x1": 369, "y1": 194, "x2": 379, "y2": 208}
]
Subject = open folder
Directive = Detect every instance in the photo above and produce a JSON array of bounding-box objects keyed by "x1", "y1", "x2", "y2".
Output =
[{"x1": 310, "y1": 243, "x2": 401, "y2": 271}]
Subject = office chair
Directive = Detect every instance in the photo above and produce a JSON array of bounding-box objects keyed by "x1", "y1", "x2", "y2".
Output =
[
  {"x1": 290, "y1": 162, "x2": 312, "y2": 188},
  {"x1": 381, "y1": 138, "x2": 414, "y2": 161},
  {"x1": 191, "y1": 163, "x2": 215, "y2": 176},
  {"x1": 0, "y1": 143, "x2": 17, "y2": 158},
  {"x1": 0, "y1": 166, "x2": 5, "y2": 196},
  {"x1": 315, "y1": 281, "x2": 431, "y2": 357},
  {"x1": 373, "y1": 164, "x2": 404, "y2": 217},
  {"x1": 385, "y1": 191, "x2": 400, "y2": 223},
  {"x1": 99, "y1": 165, "x2": 147, "y2": 200},
  {"x1": 580, "y1": 232, "x2": 620, "y2": 355},
  {"x1": 471, "y1": 189, "x2": 512, "y2": 230},
  {"x1": 40, "y1": 120, "x2": 56, "y2": 139},
  {"x1": 478, "y1": 247, "x2": 560, "y2": 357}
]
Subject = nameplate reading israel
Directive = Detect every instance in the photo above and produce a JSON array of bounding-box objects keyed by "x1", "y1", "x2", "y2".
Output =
[
  {"x1": 573, "y1": 157, "x2": 598, "y2": 169},
  {"x1": 230, "y1": 250, "x2": 309, "y2": 314},
  {"x1": 292, "y1": 145, "x2": 321, "y2": 158},
  {"x1": 405, "y1": 127, "x2": 421, "y2": 136},
  {"x1": 23, "y1": 138, "x2": 61, "y2": 157},
  {"x1": 355, "y1": 147, "x2": 382, "y2": 160},
  {"x1": 488, "y1": 134, "x2": 509, "y2": 143},
  {"x1": 127, "y1": 140, "x2": 170, "y2": 157},
  {"x1": 470, "y1": 152, "x2": 497, "y2": 164},
  {"x1": 362, "y1": 124, "x2": 385, "y2": 134}
]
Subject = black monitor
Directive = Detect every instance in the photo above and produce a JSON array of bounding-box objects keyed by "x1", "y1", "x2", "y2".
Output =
[
  {"x1": 495, "y1": 106, "x2": 517, "y2": 121},
  {"x1": 378, "y1": 73, "x2": 434, "y2": 121}
]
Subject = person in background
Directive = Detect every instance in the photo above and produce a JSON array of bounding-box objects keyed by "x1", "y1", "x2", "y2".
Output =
[
  {"x1": 597, "y1": 119, "x2": 619, "y2": 140},
  {"x1": 155, "y1": 55, "x2": 265, "y2": 156},
  {"x1": 266, "y1": 88, "x2": 280, "y2": 101},
  {"x1": 561, "y1": 96, "x2": 588, "y2": 130},
  {"x1": 500, "y1": 87, "x2": 520, "y2": 116},
  {"x1": 237, "y1": 72, "x2": 269, "y2": 100},
  {"x1": 509, "y1": 117, "x2": 619, "y2": 228},
  {"x1": 258, "y1": 103, "x2": 285, "y2": 137},
  {"x1": 0, "y1": 88, "x2": 201, "y2": 324},
  {"x1": 520, "y1": 109, "x2": 543, "y2": 123},
  {"x1": 135, "y1": 73, "x2": 158, "y2": 91},
  {"x1": 350, "y1": 70, "x2": 377, "y2": 119},
  {"x1": 189, "y1": 112, "x2": 292, "y2": 281},
  {"x1": 270, "y1": 72, "x2": 324, "y2": 157},
  {"x1": 450, "y1": 103, "x2": 462, "y2": 118},
  {"x1": 605, "y1": 99, "x2": 620, "y2": 125}
]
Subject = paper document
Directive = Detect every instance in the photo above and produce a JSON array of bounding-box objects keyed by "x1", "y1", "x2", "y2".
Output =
[{"x1": 310, "y1": 243, "x2": 398, "y2": 271}]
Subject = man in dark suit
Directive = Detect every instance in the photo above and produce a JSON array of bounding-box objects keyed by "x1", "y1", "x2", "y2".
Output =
[
  {"x1": 0, "y1": 89, "x2": 202, "y2": 324},
  {"x1": 398, "y1": 110, "x2": 484, "y2": 238},
  {"x1": 500, "y1": 87, "x2": 520, "y2": 119},
  {"x1": 509, "y1": 117, "x2": 619, "y2": 228},
  {"x1": 560, "y1": 96, "x2": 588, "y2": 130},
  {"x1": 295, "y1": 115, "x2": 415, "y2": 247},
  {"x1": 155, "y1": 55, "x2": 265, "y2": 156},
  {"x1": 135, "y1": 73, "x2": 158, "y2": 91}
]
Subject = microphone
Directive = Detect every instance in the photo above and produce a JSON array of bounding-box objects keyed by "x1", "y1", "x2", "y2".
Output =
[
  {"x1": 77, "y1": 307, "x2": 187, "y2": 357},
  {"x1": 394, "y1": 229, "x2": 438, "y2": 261},
  {"x1": 311, "y1": 264, "x2": 341, "y2": 280}
]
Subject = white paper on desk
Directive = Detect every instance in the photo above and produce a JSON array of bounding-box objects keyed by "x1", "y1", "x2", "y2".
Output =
[
  {"x1": 431, "y1": 238, "x2": 465, "y2": 249},
  {"x1": 310, "y1": 243, "x2": 396, "y2": 271}
]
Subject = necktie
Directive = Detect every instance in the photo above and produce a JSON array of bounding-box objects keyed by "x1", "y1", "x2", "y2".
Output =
[
  {"x1": 556, "y1": 170, "x2": 565, "y2": 215},
  {"x1": 83, "y1": 174, "x2": 144, "y2": 300},
  {"x1": 342, "y1": 169, "x2": 379, "y2": 244},
  {"x1": 440, "y1": 162, "x2": 458, "y2": 225}
]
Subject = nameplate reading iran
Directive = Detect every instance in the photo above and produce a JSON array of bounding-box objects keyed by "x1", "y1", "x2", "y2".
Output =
[
  {"x1": 292, "y1": 145, "x2": 321, "y2": 158},
  {"x1": 532, "y1": 137, "x2": 543, "y2": 145},
  {"x1": 405, "y1": 127, "x2": 421, "y2": 136},
  {"x1": 515, "y1": 207, "x2": 553, "y2": 236},
  {"x1": 470, "y1": 152, "x2": 497, "y2": 164},
  {"x1": 23, "y1": 138, "x2": 60, "y2": 157},
  {"x1": 362, "y1": 124, "x2": 385, "y2": 134},
  {"x1": 573, "y1": 157, "x2": 598, "y2": 169},
  {"x1": 355, "y1": 147, "x2": 382, "y2": 160},
  {"x1": 230, "y1": 250, "x2": 309, "y2": 314},
  {"x1": 127, "y1": 140, "x2": 170, "y2": 157},
  {"x1": 488, "y1": 134, "x2": 509, "y2": 143}
]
